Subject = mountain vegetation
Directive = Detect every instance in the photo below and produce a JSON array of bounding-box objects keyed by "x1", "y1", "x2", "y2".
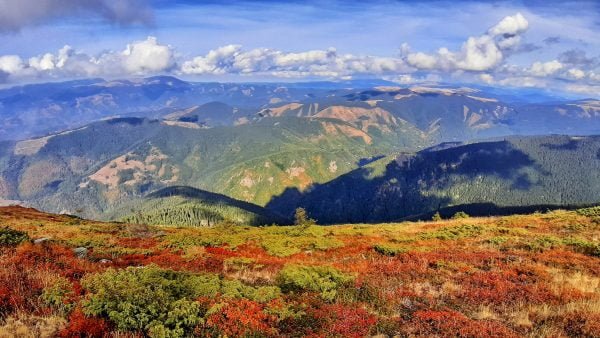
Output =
[
  {"x1": 267, "y1": 135, "x2": 600, "y2": 223},
  {"x1": 0, "y1": 205, "x2": 599, "y2": 337},
  {"x1": 0, "y1": 114, "x2": 426, "y2": 220}
]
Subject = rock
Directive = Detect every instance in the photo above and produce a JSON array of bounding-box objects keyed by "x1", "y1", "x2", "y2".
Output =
[
  {"x1": 73, "y1": 247, "x2": 88, "y2": 258},
  {"x1": 99, "y1": 259, "x2": 112, "y2": 264},
  {"x1": 33, "y1": 237, "x2": 51, "y2": 244}
]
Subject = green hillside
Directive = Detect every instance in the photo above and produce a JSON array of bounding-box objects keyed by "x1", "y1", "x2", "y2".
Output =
[
  {"x1": 267, "y1": 135, "x2": 600, "y2": 223},
  {"x1": 0, "y1": 115, "x2": 427, "y2": 220},
  {"x1": 116, "y1": 186, "x2": 287, "y2": 226}
]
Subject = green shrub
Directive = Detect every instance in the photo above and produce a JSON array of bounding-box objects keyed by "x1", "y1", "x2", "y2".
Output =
[
  {"x1": 41, "y1": 277, "x2": 74, "y2": 313},
  {"x1": 276, "y1": 264, "x2": 353, "y2": 301},
  {"x1": 82, "y1": 265, "x2": 212, "y2": 336},
  {"x1": 432, "y1": 212, "x2": 442, "y2": 221},
  {"x1": 373, "y1": 244, "x2": 409, "y2": 256},
  {"x1": 576, "y1": 206, "x2": 600, "y2": 218},
  {"x1": 487, "y1": 236, "x2": 509, "y2": 246},
  {"x1": 523, "y1": 235, "x2": 562, "y2": 252},
  {"x1": 0, "y1": 226, "x2": 29, "y2": 246},
  {"x1": 260, "y1": 237, "x2": 302, "y2": 257},
  {"x1": 221, "y1": 280, "x2": 281, "y2": 303},
  {"x1": 421, "y1": 224, "x2": 483, "y2": 240},
  {"x1": 564, "y1": 238, "x2": 600, "y2": 257},
  {"x1": 451, "y1": 211, "x2": 470, "y2": 219}
]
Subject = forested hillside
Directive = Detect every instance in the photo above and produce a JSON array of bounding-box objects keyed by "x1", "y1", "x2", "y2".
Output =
[
  {"x1": 116, "y1": 186, "x2": 287, "y2": 226},
  {"x1": 267, "y1": 135, "x2": 600, "y2": 223}
]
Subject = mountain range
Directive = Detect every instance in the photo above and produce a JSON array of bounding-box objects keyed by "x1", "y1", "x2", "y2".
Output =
[{"x1": 0, "y1": 76, "x2": 598, "y2": 225}]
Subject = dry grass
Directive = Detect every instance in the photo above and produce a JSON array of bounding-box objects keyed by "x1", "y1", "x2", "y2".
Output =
[{"x1": 0, "y1": 314, "x2": 65, "y2": 338}]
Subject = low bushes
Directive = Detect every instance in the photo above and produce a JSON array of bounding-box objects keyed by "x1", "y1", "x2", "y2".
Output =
[
  {"x1": 0, "y1": 226, "x2": 29, "y2": 246},
  {"x1": 81, "y1": 265, "x2": 285, "y2": 336},
  {"x1": 81, "y1": 266, "x2": 211, "y2": 336},
  {"x1": 276, "y1": 264, "x2": 353, "y2": 301}
]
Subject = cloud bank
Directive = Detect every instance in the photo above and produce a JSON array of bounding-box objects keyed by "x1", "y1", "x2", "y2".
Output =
[{"x1": 0, "y1": 12, "x2": 597, "y2": 97}]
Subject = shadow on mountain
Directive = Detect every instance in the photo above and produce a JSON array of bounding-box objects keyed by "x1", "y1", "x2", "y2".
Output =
[
  {"x1": 266, "y1": 140, "x2": 548, "y2": 224},
  {"x1": 105, "y1": 117, "x2": 148, "y2": 125},
  {"x1": 399, "y1": 202, "x2": 600, "y2": 222},
  {"x1": 148, "y1": 186, "x2": 289, "y2": 223},
  {"x1": 357, "y1": 155, "x2": 385, "y2": 166},
  {"x1": 541, "y1": 139, "x2": 580, "y2": 151}
]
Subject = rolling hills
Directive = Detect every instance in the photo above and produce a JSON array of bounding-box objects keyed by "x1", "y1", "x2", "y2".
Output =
[{"x1": 0, "y1": 114, "x2": 426, "y2": 220}]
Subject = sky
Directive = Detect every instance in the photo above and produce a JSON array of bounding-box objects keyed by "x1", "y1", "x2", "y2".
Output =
[{"x1": 0, "y1": 0, "x2": 598, "y2": 96}]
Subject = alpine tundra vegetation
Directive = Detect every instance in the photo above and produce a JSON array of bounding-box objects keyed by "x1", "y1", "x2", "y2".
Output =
[{"x1": 0, "y1": 0, "x2": 599, "y2": 337}]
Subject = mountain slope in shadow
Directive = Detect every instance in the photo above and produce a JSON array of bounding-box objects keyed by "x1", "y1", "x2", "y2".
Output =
[{"x1": 266, "y1": 135, "x2": 600, "y2": 224}]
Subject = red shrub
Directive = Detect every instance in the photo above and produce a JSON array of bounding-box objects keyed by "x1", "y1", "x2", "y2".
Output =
[
  {"x1": 59, "y1": 308, "x2": 110, "y2": 338},
  {"x1": 203, "y1": 298, "x2": 277, "y2": 337},
  {"x1": 404, "y1": 310, "x2": 518, "y2": 338},
  {"x1": 560, "y1": 312, "x2": 600, "y2": 337},
  {"x1": 458, "y1": 269, "x2": 557, "y2": 306},
  {"x1": 311, "y1": 303, "x2": 377, "y2": 338}
]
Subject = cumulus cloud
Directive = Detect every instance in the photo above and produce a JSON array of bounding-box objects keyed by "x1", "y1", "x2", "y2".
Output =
[
  {"x1": 0, "y1": 36, "x2": 174, "y2": 82},
  {"x1": 406, "y1": 52, "x2": 437, "y2": 69},
  {"x1": 404, "y1": 13, "x2": 529, "y2": 72},
  {"x1": 0, "y1": 55, "x2": 25, "y2": 74},
  {"x1": 529, "y1": 60, "x2": 563, "y2": 77},
  {"x1": 487, "y1": 12, "x2": 529, "y2": 37},
  {"x1": 181, "y1": 45, "x2": 408, "y2": 78},
  {"x1": 0, "y1": 0, "x2": 153, "y2": 32},
  {"x1": 122, "y1": 37, "x2": 175, "y2": 74}
]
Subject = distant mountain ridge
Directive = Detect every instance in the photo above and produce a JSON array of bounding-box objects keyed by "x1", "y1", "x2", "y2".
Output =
[{"x1": 2, "y1": 76, "x2": 599, "y2": 142}]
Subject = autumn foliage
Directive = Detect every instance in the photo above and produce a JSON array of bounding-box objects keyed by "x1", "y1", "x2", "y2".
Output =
[{"x1": 0, "y1": 206, "x2": 599, "y2": 337}]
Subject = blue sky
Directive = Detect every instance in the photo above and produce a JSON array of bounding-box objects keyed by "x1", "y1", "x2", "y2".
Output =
[{"x1": 0, "y1": 0, "x2": 598, "y2": 96}]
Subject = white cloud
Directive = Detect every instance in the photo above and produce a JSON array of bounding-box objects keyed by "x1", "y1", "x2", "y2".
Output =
[
  {"x1": 404, "y1": 13, "x2": 529, "y2": 72},
  {"x1": 565, "y1": 84, "x2": 600, "y2": 97},
  {"x1": 456, "y1": 35, "x2": 503, "y2": 71},
  {"x1": 567, "y1": 68, "x2": 586, "y2": 80},
  {"x1": 406, "y1": 52, "x2": 437, "y2": 69},
  {"x1": 529, "y1": 60, "x2": 563, "y2": 77},
  {"x1": 0, "y1": 36, "x2": 175, "y2": 82},
  {"x1": 122, "y1": 37, "x2": 175, "y2": 74},
  {"x1": 181, "y1": 45, "x2": 241, "y2": 75},
  {"x1": 181, "y1": 45, "x2": 408, "y2": 78},
  {"x1": 488, "y1": 12, "x2": 529, "y2": 37},
  {"x1": 479, "y1": 73, "x2": 494, "y2": 84},
  {"x1": 499, "y1": 76, "x2": 547, "y2": 88},
  {"x1": 0, "y1": 55, "x2": 25, "y2": 74}
]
